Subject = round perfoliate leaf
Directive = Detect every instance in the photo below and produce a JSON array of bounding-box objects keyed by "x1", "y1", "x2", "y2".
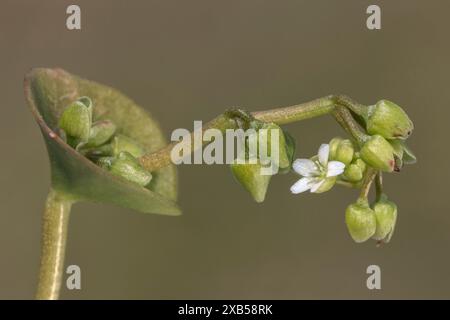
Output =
[
  {"x1": 329, "y1": 137, "x2": 343, "y2": 160},
  {"x1": 25, "y1": 68, "x2": 180, "y2": 215}
]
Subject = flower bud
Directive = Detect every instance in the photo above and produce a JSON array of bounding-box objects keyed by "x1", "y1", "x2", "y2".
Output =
[
  {"x1": 331, "y1": 139, "x2": 354, "y2": 165},
  {"x1": 389, "y1": 139, "x2": 404, "y2": 171},
  {"x1": 372, "y1": 197, "x2": 397, "y2": 242},
  {"x1": 59, "y1": 97, "x2": 93, "y2": 147},
  {"x1": 84, "y1": 120, "x2": 116, "y2": 148},
  {"x1": 113, "y1": 134, "x2": 145, "y2": 158},
  {"x1": 343, "y1": 159, "x2": 366, "y2": 182},
  {"x1": 345, "y1": 200, "x2": 377, "y2": 243},
  {"x1": 109, "y1": 152, "x2": 152, "y2": 187},
  {"x1": 343, "y1": 164, "x2": 363, "y2": 182},
  {"x1": 278, "y1": 130, "x2": 296, "y2": 174},
  {"x1": 360, "y1": 135, "x2": 395, "y2": 172},
  {"x1": 231, "y1": 161, "x2": 271, "y2": 203},
  {"x1": 389, "y1": 139, "x2": 417, "y2": 167},
  {"x1": 366, "y1": 100, "x2": 413, "y2": 140}
]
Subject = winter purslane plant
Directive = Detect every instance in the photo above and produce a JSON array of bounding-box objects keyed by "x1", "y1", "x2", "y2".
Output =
[{"x1": 25, "y1": 68, "x2": 416, "y2": 300}]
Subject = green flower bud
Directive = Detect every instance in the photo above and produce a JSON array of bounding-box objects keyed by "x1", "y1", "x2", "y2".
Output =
[
  {"x1": 360, "y1": 135, "x2": 395, "y2": 172},
  {"x1": 354, "y1": 158, "x2": 366, "y2": 172},
  {"x1": 96, "y1": 156, "x2": 115, "y2": 170},
  {"x1": 343, "y1": 164, "x2": 363, "y2": 182},
  {"x1": 345, "y1": 199, "x2": 377, "y2": 243},
  {"x1": 343, "y1": 159, "x2": 366, "y2": 182},
  {"x1": 372, "y1": 196, "x2": 397, "y2": 243},
  {"x1": 231, "y1": 161, "x2": 271, "y2": 203},
  {"x1": 401, "y1": 141, "x2": 417, "y2": 165},
  {"x1": 332, "y1": 139, "x2": 354, "y2": 165},
  {"x1": 109, "y1": 152, "x2": 152, "y2": 187},
  {"x1": 366, "y1": 100, "x2": 413, "y2": 140},
  {"x1": 314, "y1": 176, "x2": 337, "y2": 193},
  {"x1": 329, "y1": 137, "x2": 343, "y2": 160},
  {"x1": 84, "y1": 120, "x2": 116, "y2": 148},
  {"x1": 59, "y1": 96, "x2": 93, "y2": 147},
  {"x1": 113, "y1": 134, "x2": 145, "y2": 158}
]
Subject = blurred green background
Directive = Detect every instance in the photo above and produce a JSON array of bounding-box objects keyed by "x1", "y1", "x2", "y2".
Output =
[{"x1": 1, "y1": 0, "x2": 449, "y2": 299}]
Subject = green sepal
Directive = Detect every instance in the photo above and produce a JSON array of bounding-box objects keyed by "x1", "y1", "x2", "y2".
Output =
[
  {"x1": 366, "y1": 100, "x2": 414, "y2": 140},
  {"x1": 345, "y1": 199, "x2": 377, "y2": 243},
  {"x1": 58, "y1": 96, "x2": 92, "y2": 148},
  {"x1": 360, "y1": 135, "x2": 395, "y2": 172},
  {"x1": 372, "y1": 195, "x2": 398, "y2": 243},
  {"x1": 25, "y1": 68, "x2": 180, "y2": 215}
]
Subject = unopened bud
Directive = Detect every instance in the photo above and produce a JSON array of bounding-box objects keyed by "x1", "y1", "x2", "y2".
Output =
[
  {"x1": 372, "y1": 196, "x2": 398, "y2": 243},
  {"x1": 113, "y1": 134, "x2": 145, "y2": 158},
  {"x1": 360, "y1": 135, "x2": 395, "y2": 172},
  {"x1": 84, "y1": 120, "x2": 116, "y2": 148}
]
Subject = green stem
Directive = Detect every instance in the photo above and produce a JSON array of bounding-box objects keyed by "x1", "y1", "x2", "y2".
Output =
[
  {"x1": 36, "y1": 189, "x2": 72, "y2": 300},
  {"x1": 332, "y1": 105, "x2": 367, "y2": 144}
]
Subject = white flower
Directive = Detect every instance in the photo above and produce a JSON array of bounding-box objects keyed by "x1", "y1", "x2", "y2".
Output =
[{"x1": 290, "y1": 144, "x2": 345, "y2": 194}]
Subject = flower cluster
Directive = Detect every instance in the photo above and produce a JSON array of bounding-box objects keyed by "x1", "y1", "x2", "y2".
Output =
[{"x1": 59, "y1": 96, "x2": 153, "y2": 187}]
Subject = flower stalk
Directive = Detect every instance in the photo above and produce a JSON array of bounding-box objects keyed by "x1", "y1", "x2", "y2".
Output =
[{"x1": 139, "y1": 95, "x2": 362, "y2": 172}]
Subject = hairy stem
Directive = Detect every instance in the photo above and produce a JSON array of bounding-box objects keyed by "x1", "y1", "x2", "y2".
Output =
[{"x1": 36, "y1": 189, "x2": 72, "y2": 300}]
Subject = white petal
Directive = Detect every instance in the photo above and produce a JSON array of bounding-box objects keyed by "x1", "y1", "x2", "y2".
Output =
[
  {"x1": 310, "y1": 179, "x2": 325, "y2": 193},
  {"x1": 318, "y1": 144, "x2": 330, "y2": 167},
  {"x1": 327, "y1": 161, "x2": 345, "y2": 177},
  {"x1": 292, "y1": 159, "x2": 319, "y2": 177},
  {"x1": 290, "y1": 177, "x2": 313, "y2": 194}
]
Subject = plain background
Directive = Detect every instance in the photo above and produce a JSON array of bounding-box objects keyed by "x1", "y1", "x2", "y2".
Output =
[{"x1": 1, "y1": 0, "x2": 449, "y2": 299}]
